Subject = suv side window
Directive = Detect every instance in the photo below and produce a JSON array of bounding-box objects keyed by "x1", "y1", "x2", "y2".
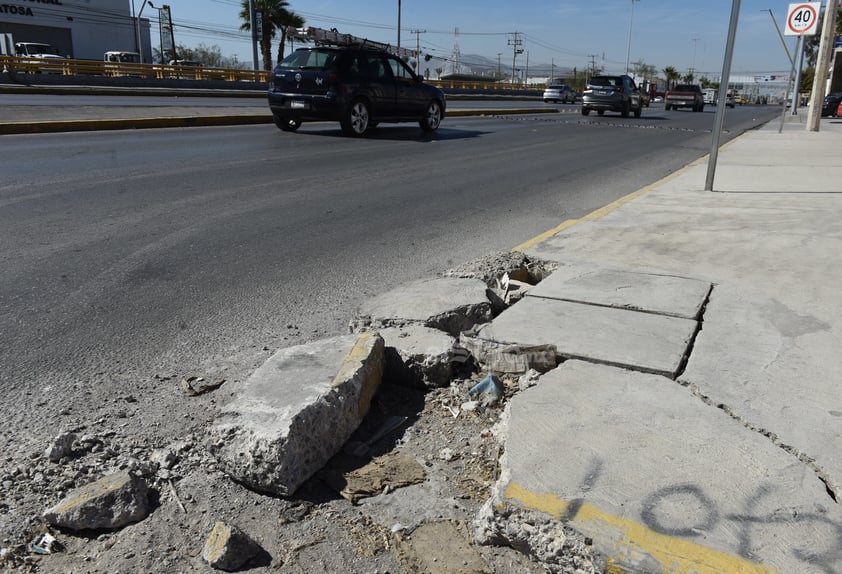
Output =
[
  {"x1": 387, "y1": 56, "x2": 415, "y2": 84},
  {"x1": 362, "y1": 54, "x2": 391, "y2": 81}
]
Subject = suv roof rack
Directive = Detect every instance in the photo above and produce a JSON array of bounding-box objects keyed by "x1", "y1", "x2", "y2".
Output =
[{"x1": 286, "y1": 26, "x2": 415, "y2": 60}]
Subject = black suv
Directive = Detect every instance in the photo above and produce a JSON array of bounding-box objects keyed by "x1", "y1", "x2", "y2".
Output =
[
  {"x1": 581, "y1": 74, "x2": 643, "y2": 118},
  {"x1": 268, "y1": 46, "x2": 446, "y2": 136}
]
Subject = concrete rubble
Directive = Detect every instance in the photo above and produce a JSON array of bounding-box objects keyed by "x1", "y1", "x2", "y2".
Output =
[
  {"x1": 202, "y1": 521, "x2": 264, "y2": 572},
  {"x1": 44, "y1": 432, "x2": 77, "y2": 463},
  {"x1": 208, "y1": 333, "x2": 385, "y2": 496},
  {"x1": 42, "y1": 471, "x2": 149, "y2": 530},
  {"x1": 378, "y1": 324, "x2": 457, "y2": 388}
]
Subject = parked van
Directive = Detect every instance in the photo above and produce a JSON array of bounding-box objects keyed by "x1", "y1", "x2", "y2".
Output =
[
  {"x1": 104, "y1": 51, "x2": 140, "y2": 64},
  {"x1": 104, "y1": 51, "x2": 142, "y2": 76}
]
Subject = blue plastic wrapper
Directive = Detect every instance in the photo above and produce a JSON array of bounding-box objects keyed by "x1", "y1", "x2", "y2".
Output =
[{"x1": 468, "y1": 374, "x2": 504, "y2": 405}]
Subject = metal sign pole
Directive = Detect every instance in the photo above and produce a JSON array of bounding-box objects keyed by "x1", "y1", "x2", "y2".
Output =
[{"x1": 705, "y1": 0, "x2": 741, "y2": 192}]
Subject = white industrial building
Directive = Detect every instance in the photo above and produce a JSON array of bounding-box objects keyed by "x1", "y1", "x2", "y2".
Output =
[{"x1": 0, "y1": 0, "x2": 151, "y2": 61}]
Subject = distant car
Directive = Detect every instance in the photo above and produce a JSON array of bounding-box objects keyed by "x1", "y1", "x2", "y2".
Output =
[
  {"x1": 268, "y1": 45, "x2": 446, "y2": 136},
  {"x1": 717, "y1": 93, "x2": 736, "y2": 108},
  {"x1": 822, "y1": 93, "x2": 842, "y2": 117},
  {"x1": 543, "y1": 83, "x2": 575, "y2": 103},
  {"x1": 581, "y1": 74, "x2": 643, "y2": 118}
]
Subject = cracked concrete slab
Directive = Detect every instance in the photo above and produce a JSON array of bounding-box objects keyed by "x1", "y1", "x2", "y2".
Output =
[
  {"x1": 350, "y1": 277, "x2": 492, "y2": 337},
  {"x1": 472, "y1": 296, "x2": 697, "y2": 377},
  {"x1": 488, "y1": 360, "x2": 842, "y2": 574},
  {"x1": 527, "y1": 267, "x2": 711, "y2": 319},
  {"x1": 680, "y1": 284, "x2": 842, "y2": 500}
]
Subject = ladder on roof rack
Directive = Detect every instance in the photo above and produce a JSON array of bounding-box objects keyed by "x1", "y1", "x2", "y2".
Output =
[{"x1": 286, "y1": 26, "x2": 415, "y2": 60}]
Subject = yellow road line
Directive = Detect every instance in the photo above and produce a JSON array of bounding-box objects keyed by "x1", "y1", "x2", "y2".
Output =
[{"x1": 504, "y1": 482, "x2": 776, "y2": 574}]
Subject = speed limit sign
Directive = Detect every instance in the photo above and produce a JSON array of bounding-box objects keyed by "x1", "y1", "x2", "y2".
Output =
[{"x1": 785, "y1": 2, "x2": 821, "y2": 36}]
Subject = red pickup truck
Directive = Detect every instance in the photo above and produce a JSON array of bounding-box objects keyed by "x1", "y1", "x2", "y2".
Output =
[{"x1": 665, "y1": 84, "x2": 704, "y2": 112}]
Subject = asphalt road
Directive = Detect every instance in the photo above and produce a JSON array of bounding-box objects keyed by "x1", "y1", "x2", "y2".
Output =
[{"x1": 0, "y1": 105, "x2": 780, "y2": 401}]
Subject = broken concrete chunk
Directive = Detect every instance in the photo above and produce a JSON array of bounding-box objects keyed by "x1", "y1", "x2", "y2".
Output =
[
  {"x1": 208, "y1": 333, "x2": 385, "y2": 497},
  {"x1": 460, "y1": 333, "x2": 557, "y2": 375},
  {"x1": 379, "y1": 324, "x2": 457, "y2": 388},
  {"x1": 43, "y1": 471, "x2": 149, "y2": 530},
  {"x1": 203, "y1": 521, "x2": 263, "y2": 572},
  {"x1": 350, "y1": 277, "x2": 492, "y2": 337},
  {"x1": 503, "y1": 279, "x2": 533, "y2": 306},
  {"x1": 180, "y1": 376, "x2": 225, "y2": 396},
  {"x1": 473, "y1": 498, "x2": 598, "y2": 573},
  {"x1": 45, "y1": 431, "x2": 77, "y2": 462}
]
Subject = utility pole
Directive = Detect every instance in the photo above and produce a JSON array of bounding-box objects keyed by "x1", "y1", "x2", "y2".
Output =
[
  {"x1": 249, "y1": 0, "x2": 258, "y2": 71},
  {"x1": 806, "y1": 1, "x2": 839, "y2": 131},
  {"x1": 625, "y1": 0, "x2": 640, "y2": 73},
  {"x1": 588, "y1": 54, "x2": 597, "y2": 78},
  {"x1": 411, "y1": 29, "x2": 426, "y2": 73},
  {"x1": 508, "y1": 32, "x2": 523, "y2": 85},
  {"x1": 691, "y1": 37, "x2": 701, "y2": 72},
  {"x1": 525, "y1": 50, "x2": 529, "y2": 85},
  {"x1": 397, "y1": 0, "x2": 401, "y2": 49},
  {"x1": 497, "y1": 53, "x2": 502, "y2": 79}
]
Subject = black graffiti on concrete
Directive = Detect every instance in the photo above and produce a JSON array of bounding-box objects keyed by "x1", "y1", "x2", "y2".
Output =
[
  {"x1": 640, "y1": 484, "x2": 719, "y2": 537},
  {"x1": 572, "y1": 457, "x2": 842, "y2": 572}
]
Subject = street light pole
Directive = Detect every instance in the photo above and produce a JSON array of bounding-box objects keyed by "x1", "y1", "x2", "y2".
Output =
[
  {"x1": 135, "y1": 0, "x2": 154, "y2": 64},
  {"x1": 397, "y1": 0, "x2": 401, "y2": 49},
  {"x1": 625, "y1": 0, "x2": 640, "y2": 74}
]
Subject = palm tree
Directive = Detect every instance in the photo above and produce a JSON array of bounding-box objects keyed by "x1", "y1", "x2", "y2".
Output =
[
  {"x1": 275, "y1": 10, "x2": 305, "y2": 64},
  {"x1": 239, "y1": 0, "x2": 305, "y2": 71},
  {"x1": 662, "y1": 66, "x2": 680, "y2": 90}
]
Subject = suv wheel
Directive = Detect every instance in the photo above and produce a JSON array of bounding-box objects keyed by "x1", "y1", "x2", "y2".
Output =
[
  {"x1": 581, "y1": 107, "x2": 590, "y2": 116},
  {"x1": 420, "y1": 100, "x2": 442, "y2": 132},
  {"x1": 341, "y1": 99, "x2": 370, "y2": 136},
  {"x1": 274, "y1": 115, "x2": 301, "y2": 132},
  {"x1": 633, "y1": 103, "x2": 642, "y2": 118},
  {"x1": 621, "y1": 101, "x2": 630, "y2": 118}
]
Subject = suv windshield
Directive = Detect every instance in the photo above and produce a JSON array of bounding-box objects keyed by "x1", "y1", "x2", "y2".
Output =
[{"x1": 279, "y1": 49, "x2": 337, "y2": 69}]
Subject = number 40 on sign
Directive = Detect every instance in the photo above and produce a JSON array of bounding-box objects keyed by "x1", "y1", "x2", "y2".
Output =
[{"x1": 785, "y1": 2, "x2": 821, "y2": 36}]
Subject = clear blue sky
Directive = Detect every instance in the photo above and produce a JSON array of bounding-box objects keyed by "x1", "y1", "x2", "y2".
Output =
[{"x1": 166, "y1": 0, "x2": 814, "y2": 75}]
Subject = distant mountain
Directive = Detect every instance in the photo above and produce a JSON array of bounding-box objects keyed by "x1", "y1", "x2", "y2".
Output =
[{"x1": 424, "y1": 52, "x2": 576, "y2": 81}]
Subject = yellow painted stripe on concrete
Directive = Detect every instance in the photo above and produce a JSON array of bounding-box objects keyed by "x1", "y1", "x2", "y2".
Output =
[
  {"x1": 512, "y1": 155, "x2": 709, "y2": 253},
  {"x1": 504, "y1": 482, "x2": 776, "y2": 574},
  {"x1": 331, "y1": 332, "x2": 384, "y2": 414}
]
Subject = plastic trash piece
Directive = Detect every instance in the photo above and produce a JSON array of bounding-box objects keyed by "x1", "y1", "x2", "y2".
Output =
[{"x1": 468, "y1": 374, "x2": 504, "y2": 405}]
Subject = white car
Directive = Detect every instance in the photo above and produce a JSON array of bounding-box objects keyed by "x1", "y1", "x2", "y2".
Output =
[{"x1": 543, "y1": 84, "x2": 575, "y2": 104}]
